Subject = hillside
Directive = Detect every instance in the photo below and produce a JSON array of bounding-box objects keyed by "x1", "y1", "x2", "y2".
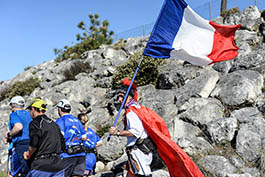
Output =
[{"x1": 1, "y1": 6, "x2": 265, "y2": 177}]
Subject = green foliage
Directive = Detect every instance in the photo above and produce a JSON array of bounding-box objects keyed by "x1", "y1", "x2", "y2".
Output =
[
  {"x1": 54, "y1": 13, "x2": 114, "y2": 62},
  {"x1": 63, "y1": 60, "x2": 92, "y2": 81},
  {"x1": 6, "y1": 77, "x2": 40, "y2": 99},
  {"x1": 96, "y1": 124, "x2": 111, "y2": 137},
  {"x1": 0, "y1": 171, "x2": 7, "y2": 177},
  {"x1": 0, "y1": 86, "x2": 8, "y2": 102},
  {"x1": 111, "y1": 51, "x2": 166, "y2": 88},
  {"x1": 113, "y1": 39, "x2": 126, "y2": 50},
  {"x1": 221, "y1": 7, "x2": 240, "y2": 17}
]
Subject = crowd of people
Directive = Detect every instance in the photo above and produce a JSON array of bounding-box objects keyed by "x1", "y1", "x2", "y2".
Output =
[
  {"x1": 4, "y1": 77, "x2": 205, "y2": 177},
  {"x1": 4, "y1": 96, "x2": 102, "y2": 177}
]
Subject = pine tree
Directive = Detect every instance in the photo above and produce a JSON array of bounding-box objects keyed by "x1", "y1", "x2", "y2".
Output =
[{"x1": 54, "y1": 13, "x2": 114, "y2": 62}]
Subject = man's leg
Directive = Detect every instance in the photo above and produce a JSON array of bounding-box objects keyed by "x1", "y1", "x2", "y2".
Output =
[
  {"x1": 72, "y1": 156, "x2": 85, "y2": 177},
  {"x1": 14, "y1": 140, "x2": 30, "y2": 177},
  {"x1": 14, "y1": 141, "x2": 30, "y2": 177},
  {"x1": 63, "y1": 157, "x2": 76, "y2": 177}
]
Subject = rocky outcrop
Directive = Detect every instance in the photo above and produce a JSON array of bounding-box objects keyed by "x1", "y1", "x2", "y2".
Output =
[{"x1": 0, "y1": 6, "x2": 265, "y2": 177}]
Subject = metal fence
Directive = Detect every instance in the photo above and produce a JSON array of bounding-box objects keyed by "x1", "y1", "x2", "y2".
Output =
[{"x1": 114, "y1": 0, "x2": 264, "y2": 42}]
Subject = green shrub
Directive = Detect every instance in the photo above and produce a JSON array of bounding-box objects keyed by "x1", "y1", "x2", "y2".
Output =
[
  {"x1": 7, "y1": 77, "x2": 40, "y2": 99},
  {"x1": 113, "y1": 39, "x2": 126, "y2": 50},
  {"x1": 63, "y1": 60, "x2": 92, "y2": 81},
  {"x1": 0, "y1": 86, "x2": 8, "y2": 102},
  {"x1": 111, "y1": 51, "x2": 165, "y2": 88},
  {"x1": 0, "y1": 171, "x2": 7, "y2": 177},
  {"x1": 96, "y1": 124, "x2": 111, "y2": 137}
]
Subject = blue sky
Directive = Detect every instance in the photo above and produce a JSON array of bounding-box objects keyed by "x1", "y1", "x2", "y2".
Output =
[{"x1": 0, "y1": 0, "x2": 264, "y2": 81}]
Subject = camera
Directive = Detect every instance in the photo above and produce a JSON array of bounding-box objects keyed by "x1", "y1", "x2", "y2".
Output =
[{"x1": 66, "y1": 144, "x2": 84, "y2": 155}]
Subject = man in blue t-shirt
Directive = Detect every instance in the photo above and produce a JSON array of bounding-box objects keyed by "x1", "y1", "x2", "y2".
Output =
[
  {"x1": 4, "y1": 96, "x2": 32, "y2": 177},
  {"x1": 56, "y1": 99, "x2": 87, "y2": 177}
]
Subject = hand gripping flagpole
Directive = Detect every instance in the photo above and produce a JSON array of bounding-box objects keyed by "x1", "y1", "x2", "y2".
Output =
[{"x1": 107, "y1": 55, "x2": 144, "y2": 141}]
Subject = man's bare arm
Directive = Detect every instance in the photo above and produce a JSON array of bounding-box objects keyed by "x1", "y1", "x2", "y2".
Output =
[{"x1": 9, "y1": 123, "x2": 23, "y2": 137}]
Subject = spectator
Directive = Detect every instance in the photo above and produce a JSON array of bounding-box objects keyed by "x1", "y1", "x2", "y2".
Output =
[
  {"x1": 56, "y1": 99, "x2": 87, "y2": 177},
  {"x1": 4, "y1": 96, "x2": 32, "y2": 177},
  {"x1": 77, "y1": 113, "x2": 102, "y2": 176},
  {"x1": 23, "y1": 98, "x2": 64, "y2": 176}
]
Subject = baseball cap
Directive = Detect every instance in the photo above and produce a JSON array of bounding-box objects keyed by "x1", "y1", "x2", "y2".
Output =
[
  {"x1": 9, "y1": 96, "x2": 25, "y2": 107},
  {"x1": 27, "y1": 98, "x2": 48, "y2": 111},
  {"x1": 56, "y1": 99, "x2": 71, "y2": 110}
]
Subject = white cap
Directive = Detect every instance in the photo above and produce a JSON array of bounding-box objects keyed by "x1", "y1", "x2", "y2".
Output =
[
  {"x1": 9, "y1": 96, "x2": 25, "y2": 106},
  {"x1": 57, "y1": 99, "x2": 71, "y2": 110}
]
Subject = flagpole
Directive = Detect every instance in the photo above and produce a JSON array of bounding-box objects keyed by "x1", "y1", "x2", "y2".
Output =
[{"x1": 107, "y1": 55, "x2": 144, "y2": 141}]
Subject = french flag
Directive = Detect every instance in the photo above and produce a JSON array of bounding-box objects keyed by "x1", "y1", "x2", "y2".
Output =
[{"x1": 143, "y1": 0, "x2": 241, "y2": 66}]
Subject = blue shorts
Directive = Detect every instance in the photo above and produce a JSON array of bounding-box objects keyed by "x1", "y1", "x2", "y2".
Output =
[
  {"x1": 26, "y1": 169, "x2": 64, "y2": 177},
  {"x1": 64, "y1": 156, "x2": 85, "y2": 176},
  {"x1": 8, "y1": 148, "x2": 21, "y2": 176},
  {"x1": 85, "y1": 153, "x2": 96, "y2": 170}
]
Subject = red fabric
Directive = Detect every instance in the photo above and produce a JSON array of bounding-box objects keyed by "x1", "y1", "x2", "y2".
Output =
[
  {"x1": 127, "y1": 170, "x2": 136, "y2": 177},
  {"x1": 208, "y1": 22, "x2": 241, "y2": 64},
  {"x1": 122, "y1": 78, "x2": 138, "y2": 101},
  {"x1": 127, "y1": 105, "x2": 205, "y2": 177}
]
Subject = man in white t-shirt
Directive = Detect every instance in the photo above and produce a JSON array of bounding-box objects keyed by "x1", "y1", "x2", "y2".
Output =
[
  {"x1": 109, "y1": 79, "x2": 205, "y2": 177},
  {"x1": 109, "y1": 78, "x2": 153, "y2": 177}
]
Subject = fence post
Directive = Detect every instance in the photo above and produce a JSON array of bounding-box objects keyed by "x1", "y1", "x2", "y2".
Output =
[
  {"x1": 209, "y1": 0, "x2": 212, "y2": 20},
  {"x1": 220, "y1": 0, "x2": 227, "y2": 16},
  {"x1": 142, "y1": 25, "x2": 145, "y2": 37}
]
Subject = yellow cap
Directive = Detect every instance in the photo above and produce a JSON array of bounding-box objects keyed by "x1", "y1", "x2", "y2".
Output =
[{"x1": 28, "y1": 98, "x2": 48, "y2": 111}]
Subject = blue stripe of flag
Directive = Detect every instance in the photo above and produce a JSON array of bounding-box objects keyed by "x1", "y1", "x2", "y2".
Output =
[{"x1": 143, "y1": 0, "x2": 188, "y2": 58}]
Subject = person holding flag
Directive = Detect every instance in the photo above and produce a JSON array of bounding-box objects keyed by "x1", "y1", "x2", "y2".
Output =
[
  {"x1": 109, "y1": 78, "x2": 154, "y2": 177},
  {"x1": 109, "y1": 78, "x2": 206, "y2": 177},
  {"x1": 108, "y1": 0, "x2": 241, "y2": 176}
]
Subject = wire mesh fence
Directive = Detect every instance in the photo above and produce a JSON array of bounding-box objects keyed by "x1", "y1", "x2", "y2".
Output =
[
  {"x1": 114, "y1": 0, "x2": 264, "y2": 42},
  {"x1": 114, "y1": 22, "x2": 155, "y2": 42}
]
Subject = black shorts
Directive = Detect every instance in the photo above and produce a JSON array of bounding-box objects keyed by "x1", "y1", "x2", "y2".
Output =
[{"x1": 64, "y1": 156, "x2": 85, "y2": 177}]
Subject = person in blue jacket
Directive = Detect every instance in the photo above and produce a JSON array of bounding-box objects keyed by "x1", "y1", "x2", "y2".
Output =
[
  {"x1": 4, "y1": 96, "x2": 32, "y2": 177},
  {"x1": 77, "y1": 113, "x2": 102, "y2": 176},
  {"x1": 56, "y1": 99, "x2": 87, "y2": 177}
]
